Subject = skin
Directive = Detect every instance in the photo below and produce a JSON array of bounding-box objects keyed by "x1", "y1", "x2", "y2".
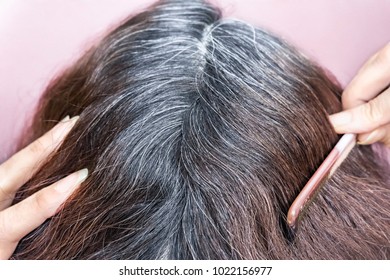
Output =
[
  {"x1": 329, "y1": 43, "x2": 390, "y2": 146},
  {"x1": 0, "y1": 116, "x2": 88, "y2": 259}
]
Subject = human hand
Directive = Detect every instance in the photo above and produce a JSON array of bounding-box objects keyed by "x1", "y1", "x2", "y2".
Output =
[
  {"x1": 329, "y1": 43, "x2": 390, "y2": 146},
  {"x1": 0, "y1": 116, "x2": 88, "y2": 259}
]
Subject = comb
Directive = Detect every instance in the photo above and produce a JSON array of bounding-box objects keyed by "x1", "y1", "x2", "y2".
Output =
[{"x1": 287, "y1": 133, "x2": 357, "y2": 232}]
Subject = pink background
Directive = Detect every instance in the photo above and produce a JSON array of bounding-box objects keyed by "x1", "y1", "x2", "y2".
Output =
[{"x1": 1, "y1": 0, "x2": 389, "y2": 162}]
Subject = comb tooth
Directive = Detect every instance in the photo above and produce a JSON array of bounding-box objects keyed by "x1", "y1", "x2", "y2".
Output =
[{"x1": 286, "y1": 133, "x2": 356, "y2": 232}]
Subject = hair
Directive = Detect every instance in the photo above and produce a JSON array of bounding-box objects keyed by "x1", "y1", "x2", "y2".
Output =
[{"x1": 12, "y1": 0, "x2": 390, "y2": 259}]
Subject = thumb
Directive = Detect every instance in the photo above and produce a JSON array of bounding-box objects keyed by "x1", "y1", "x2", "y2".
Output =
[{"x1": 329, "y1": 87, "x2": 390, "y2": 134}]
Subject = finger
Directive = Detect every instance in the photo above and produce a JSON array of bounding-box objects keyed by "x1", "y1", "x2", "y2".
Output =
[
  {"x1": 0, "y1": 116, "x2": 79, "y2": 209},
  {"x1": 357, "y1": 123, "x2": 390, "y2": 147},
  {"x1": 342, "y1": 43, "x2": 390, "y2": 109},
  {"x1": 329, "y1": 87, "x2": 390, "y2": 134},
  {"x1": 0, "y1": 168, "x2": 88, "y2": 260}
]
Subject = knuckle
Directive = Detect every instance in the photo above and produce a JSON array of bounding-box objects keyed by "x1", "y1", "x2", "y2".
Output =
[
  {"x1": 33, "y1": 190, "x2": 54, "y2": 218},
  {"x1": 27, "y1": 139, "x2": 46, "y2": 155},
  {"x1": 361, "y1": 99, "x2": 383, "y2": 124}
]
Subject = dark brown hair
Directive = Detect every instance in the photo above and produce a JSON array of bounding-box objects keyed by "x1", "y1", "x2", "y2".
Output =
[{"x1": 12, "y1": 0, "x2": 390, "y2": 259}]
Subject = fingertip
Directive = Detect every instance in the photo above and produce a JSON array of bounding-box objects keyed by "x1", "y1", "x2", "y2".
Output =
[
  {"x1": 60, "y1": 115, "x2": 70, "y2": 122},
  {"x1": 329, "y1": 111, "x2": 352, "y2": 133},
  {"x1": 357, "y1": 130, "x2": 380, "y2": 145},
  {"x1": 51, "y1": 169, "x2": 88, "y2": 215},
  {"x1": 357, "y1": 124, "x2": 390, "y2": 146},
  {"x1": 51, "y1": 115, "x2": 80, "y2": 143},
  {"x1": 54, "y1": 168, "x2": 88, "y2": 194}
]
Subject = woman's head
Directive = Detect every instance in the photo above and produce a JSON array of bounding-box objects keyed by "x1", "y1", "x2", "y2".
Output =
[{"x1": 13, "y1": 0, "x2": 390, "y2": 259}]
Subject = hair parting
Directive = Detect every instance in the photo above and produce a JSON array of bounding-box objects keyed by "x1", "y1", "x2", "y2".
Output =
[{"x1": 12, "y1": 0, "x2": 390, "y2": 259}]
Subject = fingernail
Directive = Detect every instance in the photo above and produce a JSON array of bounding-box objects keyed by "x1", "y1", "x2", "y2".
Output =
[
  {"x1": 55, "y1": 168, "x2": 89, "y2": 193},
  {"x1": 357, "y1": 130, "x2": 379, "y2": 145},
  {"x1": 60, "y1": 115, "x2": 70, "y2": 122},
  {"x1": 52, "y1": 115, "x2": 80, "y2": 142},
  {"x1": 68, "y1": 115, "x2": 80, "y2": 123},
  {"x1": 329, "y1": 111, "x2": 352, "y2": 130}
]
